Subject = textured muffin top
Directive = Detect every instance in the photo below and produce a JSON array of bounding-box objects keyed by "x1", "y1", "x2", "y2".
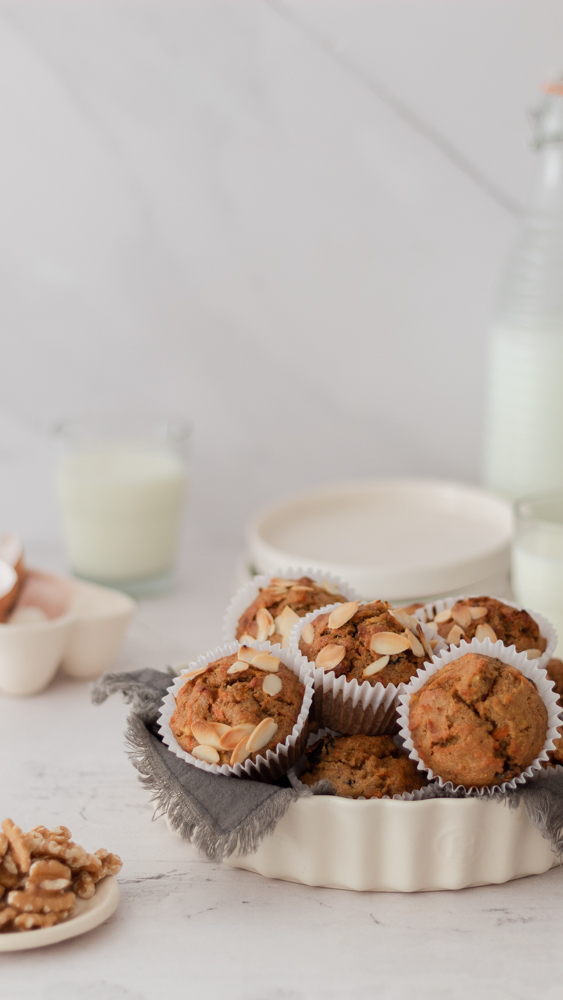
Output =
[
  {"x1": 170, "y1": 649, "x2": 304, "y2": 767},
  {"x1": 236, "y1": 576, "x2": 347, "y2": 648},
  {"x1": 299, "y1": 601, "x2": 432, "y2": 687},
  {"x1": 426, "y1": 596, "x2": 546, "y2": 655},
  {"x1": 542, "y1": 658, "x2": 563, "y2": 769},
  {"x1": 300, "y1": 734, "x2": 427, "y2": 798},
  {"x1": 409, "y1": 653, "x2": 548, "y2": 788}
]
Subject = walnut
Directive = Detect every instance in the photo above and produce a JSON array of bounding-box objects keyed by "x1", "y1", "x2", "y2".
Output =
[
  {"x1": 2, "y1": 819, "x2": 30, "y2": 874},
  {"x1": 73, "y1": 871, "x2": 96, "y2": 899},
  {"x1": 94, "y1": 850, "x2": 122, "y2": 879},
  {"x1": 14, "y1": 912, "x2": 61, "y2": 931},
  {"x1": 28, "y1": 859, "x2": 72, "y2": 893}
]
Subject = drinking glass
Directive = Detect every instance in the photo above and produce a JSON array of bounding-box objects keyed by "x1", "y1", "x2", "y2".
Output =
[
  {"x1": 55, "y1": 413, "x2": 190, "y2": 597},
  {"x1": 512, "y1": 490, "x2": 563, "y2": 654}
]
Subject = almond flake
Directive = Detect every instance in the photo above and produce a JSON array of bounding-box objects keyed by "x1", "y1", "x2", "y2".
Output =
[
  {"x1": 328, "y1": 602, "x2": 358, "y2": 630},
  {"x1": 430, "y1": 638, "x2": 439, "y2": 649},
  {"x1": 446, "y1": 624, "x2": 465, "y2": 646},
  {"x1": 238, "y1": 634, "x2": 255, "y2": 644},
  {"x1": 369, "y1": 631, "x2": 410, "y2": 656},
  {"x1": 320, "y1": 580, "x2": 340, "y2": 595},
  {"x1": 301, "y1": 623, "x2": 315, "y2": 644},
  {"x1": 220, "y1": 724, "x2": 256, "y2": 750},
  {"x1": 389, "y1": 607, "x2": 418, "y2": 632},
  {"x1": 363, "y1": 656, "x2": 389, "y2": 678},
  {"x1": 475, "y1": 623, "x2": 497, "y2": 643},
  {"x1": 238, "y1": 644, "x2": 257, "y2": 664},
  {"x1": 180, "y1": 665, "x2": 209, "y2": 682},
  {"x1": 262, "y1": 674, "x2": 283, "y2": 696},
  {"x1": 251, "y1": 652, "x2": 280, "y2": 672},
  {"x1": 451, "y1": 605, "x2": 472, "y2": 630},
  {"x1": 274, "y1": 606, "x2": 300, "y2": 647},
  {"x1": 255, "y1": 607, "x2": 275, "y2": 642},
  {"x1": 469, "y1": 606, "x2": 488, "y2": 621},
  {"x1": 434, "y1": 608, "x2": 453, "y2": 625},
  {"x1": 270, "y1": 578, "x2": 297, "y2": 588},
  {"x1": 526, "y1": 648, "x2": 541, "y2": 659},
  {"x1": 404, "y1": 627, "x2": 424, "y2": 658},
  {"x1": 315, "y1": 644, "x2": 346, "y2": 671},
  {"x1": 230, "y1": 737, "x2": 252, "y2": 766},
  {"x1": 425, "y1": 621, "x2": 438, "y2": 634},
  {"x1": 227, "y1": 661, "x2": 249, "y2": 675},
  {"x1": 192, "y1": 744, "x2": 220, "y2": 764},
  {"x1": 246, "y1": 717, "x2": 278, "y2": 753},
  {"x1": 191, "y1": 721, "x2": 231, "y2": 749}
]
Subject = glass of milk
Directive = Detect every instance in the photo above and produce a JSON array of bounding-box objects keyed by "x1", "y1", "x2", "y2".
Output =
[
  {"x1": 56, "y1": 413, "x2": 190, "y2": 597},
  {"x1": 512, "y1": 491, "x2": 563, "y2": 654}
]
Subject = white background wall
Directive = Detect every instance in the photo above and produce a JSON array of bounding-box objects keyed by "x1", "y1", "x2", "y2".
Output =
[{"x1": 1, "y1": 0, "x2": 562, "y2": 599}]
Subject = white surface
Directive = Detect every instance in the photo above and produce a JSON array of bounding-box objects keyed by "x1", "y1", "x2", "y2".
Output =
[
  {"x1": 1, "y1": 2, "x2": 563, "y2": 996},
  {"x1": 248, "y1": 478, "x2": 513, "y2": 600},
  {"x1": 226, "y1": 796, "x2": 558, "y2": 892},
  {"x1": 0, "y1": 876, "x2": 120, "y2": 952}
]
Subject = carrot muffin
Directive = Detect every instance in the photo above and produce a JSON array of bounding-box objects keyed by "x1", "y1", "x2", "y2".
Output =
[
  {"x1": 236, "y1": 576, "x2": 347, "y2": 647},
  {"x1": 300, "y1": 734, "x2": 427, "y2": 798},
  {"x1": 426, "y1": 597, "x2": 546, "y2": 655},
  {"x1": 409, "y1": 652, "x2": 548, "y2": 788},
  {"x1": 540, "y1": 658, "x2": 563, "y2": 769},
  {"x1": 170, "y1": 647, "x2": 305, "y2": 766},
  {"x1": 299, "y1": 601, "x2": 432, "y2": 687}
]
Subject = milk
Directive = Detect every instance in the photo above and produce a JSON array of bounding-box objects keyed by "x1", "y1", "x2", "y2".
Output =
[
  {"x1": 57, "y1": 448, "x2": 187, "y2": 585},
  {"x1": 512, "y1": 529, "x2": 563, "y2": 655}
]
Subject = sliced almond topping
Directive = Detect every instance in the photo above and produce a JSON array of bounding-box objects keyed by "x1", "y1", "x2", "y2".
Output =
[
  {"x1": 230, "y1": 736, "x2": 252, "y2": 766},
  {"x1": 320, "y1": 579, "x2": 340, "y2": 596},
  {"x1": 246, "y1": 718, "x2": 278, "y2": 754},
  {"x1": 446, "y1": 624, "x2": 465, "y2": 646},
  {"x1": 263, "y1": 674, "x2": 283, "y2": 696},
  {"x1": 238, "y1": 644, "x2": 257, "y2": 664},
  {"x1": 315, "y1": 644, "x2": 346, "y2": 671},
  {"x1": 270, "y1": 578, "x2": 297, "y2": 588},
  {"x1": 363, "y1": 655, "x2": 389, "y2": 678},
  {"x1": 389, "y1": 607, "x2": 418, "y2": 632},
  {"x1": 526, "y1": 648, "x2": 541, "y2": 660},
  {"x1": 256, "y1": 607, "x2": 275, "y2": 642},
  {"x1": 180, "y1": 665, "x2": 209, "y2": 682},
  {"x1": 475, "y1": 623, "x2": 497, "y2": 643},
  {"x1": 469, "y1": 606, "x2": 488, "y2": 621},
  {"x1": 274, "y1": 606, "x2": 300, "y2": 647},
  {"x1": 434, "y1": 608, "x2": 453, "y2": 625},
  {"x1": 430, "y1": 638, "x2": 439, "y2": 649},
  {"x1": 301, "y1": 622, "x2": 315, "y2": 644},
  {"x1": 451, "y1": 605, "x2": 472, "y2": 630},
  {"x1": 404, "y1": 627, "x2": 424, "y2": 658},
  {"x1": 227, "y1": 661, "x2": 249, "y2": 675},
  {"x1": 220, "y1": 723, "x2": 256, "y2": 750},
  {"x1": 369, "y1": 631, "x2": 410, "y2": 656},
  {"x1": 425, "y1": 621, "x2": 438, "y2": 634},
  {"x1": 192, "y1": 744, "x2": 220, "y2": 764},
  {"x1": 191, "y1": 721, "x2": 231, "y2": 749},
  {"x1": 238, "y1": 634, "x2": 255, "y2": 644},
  {"x1": 328, "y1": 601, "x2": 358, "y2": 630},
  {"x1": 251, "y1": 652, "x2": 280, "y2": 672}
]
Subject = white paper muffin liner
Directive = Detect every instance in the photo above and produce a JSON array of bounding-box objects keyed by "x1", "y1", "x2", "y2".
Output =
[
  {"x1": 222, "y1": 567, "x2": 359, "y2": 645},
  {"x1": 287, "y1": 728, "x2": 436, "y2": 801},
  {"x1": 412, "y1": 595, "x2": 557, "y2": 669},
  {"x1": 288, "y1": 603, "x2": 436, "y2": 736},
  {"x1": 397, "y1": 636, "x2": 563, "y2": 796},
  {"x1": 157, "y1": 640, "x2": 314, "y2": 782}
]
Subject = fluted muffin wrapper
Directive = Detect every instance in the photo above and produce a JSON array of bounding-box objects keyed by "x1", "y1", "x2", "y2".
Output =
[
  {"x1": 412, "y1": 595, "x2": 557, "y2": 669},
  {"x1": 222, "y1": 567, "x2": 359, "y2": 645},
  {"x1": 396, "y1": 636, "x2": 563, "y2": 797},
  {"x1": 287, "y1": 729, "x2": 436, "y2": 801},
  {"x1": 157, "y1": 640, "x2": 314, "y2": 782},
  {"x1": 288, "y1": 603, "x2": 436, "y2": 737}
]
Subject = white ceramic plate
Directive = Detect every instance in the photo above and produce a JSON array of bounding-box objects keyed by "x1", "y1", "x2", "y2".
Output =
[
  {"x1": 246, "y1": 477, "x2": 513, "y2": 602},
  {"x1": 0, "y1": 876, "x2": 119, "y2": 951}
]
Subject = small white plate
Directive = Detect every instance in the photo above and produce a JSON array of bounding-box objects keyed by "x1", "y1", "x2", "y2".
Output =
[{"x1": 0, "y1": 876, "x2": 119, "y2": 951}]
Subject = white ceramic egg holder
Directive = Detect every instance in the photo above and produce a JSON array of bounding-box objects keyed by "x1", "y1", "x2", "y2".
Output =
[{"x1": 0, "y1": 569, "x2": 135, "y2": 696}]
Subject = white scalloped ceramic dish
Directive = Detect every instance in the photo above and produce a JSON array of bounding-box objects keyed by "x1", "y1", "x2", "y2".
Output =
[
  {"x1": 0, "y1": 570, "x2": 135, "y2": 695},
  {"x1": 224, "y1": 796, "x2": 559, "y2": 892},
  {"x1": 0, "y1": 876, "x2": 119, "y2": 951}
]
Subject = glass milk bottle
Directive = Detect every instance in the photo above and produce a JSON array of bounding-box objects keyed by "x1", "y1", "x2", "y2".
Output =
[{"x1": 483, "y1": 81, "x2": 563, "y2": 498}]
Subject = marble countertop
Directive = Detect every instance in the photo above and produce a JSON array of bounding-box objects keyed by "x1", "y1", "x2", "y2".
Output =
[{"x1": 2, "y1": 542, "x2": 563, "y2": 1000}]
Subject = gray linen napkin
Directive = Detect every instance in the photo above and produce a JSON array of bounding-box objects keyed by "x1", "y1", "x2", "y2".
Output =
[{"x1": 92, "y1": 669, "x2": 563, "y2": 863}]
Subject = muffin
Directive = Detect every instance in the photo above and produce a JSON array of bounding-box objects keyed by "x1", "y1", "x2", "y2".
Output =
[
  {"x1": 299, "y1": 733, "x2": 427, "y2": 798},
  {"x1": 170, "y1": 646, "x2": 305, "y2": 766},
  {"x1": 425, "y1": 596, "x2": 546, "y2": 655},
  {"x1": 541, "y1": 658, "x2": 563, "y2": 769},
  {"x1": 236, "y1": 576, "x2": 348, "y2": 648},
  {"x1": 408, "y1": 652, "x2": 548, "y2": 788},
  {"x1": 299, "y1": 601, "x2": 432, "y2": 687}
]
